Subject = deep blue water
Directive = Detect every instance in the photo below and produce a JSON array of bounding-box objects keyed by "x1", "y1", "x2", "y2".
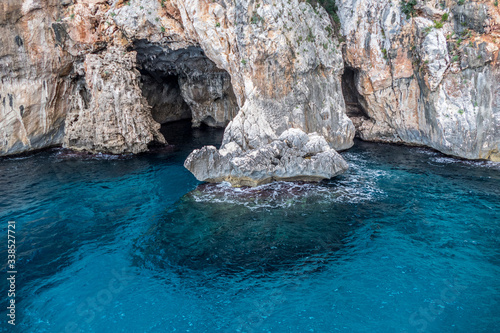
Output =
[{"x1": 1, "y1": 122, "x2": 499, "y2": 333}]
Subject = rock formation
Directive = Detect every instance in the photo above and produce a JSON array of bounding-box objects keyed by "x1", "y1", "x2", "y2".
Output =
[
  {"x1": 337, "y1": 0, "x2": 500, "y2": 161},
  {"x1": 0, "y1": 0, "x2": 74, "y2": 156},
  {"x1": 184, "y1": 128, "x2": 349, "y2": 186},
  {"x1": 0, "y1": 0, "x2": 353, "y2": 158},
  {"x1": 185, "y1": 0, "x2": 355, "y2": 152},
  {"x1": 0, "y1": 0, "x2": 498, "y2": 180},
  {"x1": 64, "y1": 47, "x2": 165, "y2": 154},
  {"x1": 107, "y1": 0, "x2": 354, "y2": 153},
  {"x1": 134, "y1": 41, "x2": 239, "y2": 128}
]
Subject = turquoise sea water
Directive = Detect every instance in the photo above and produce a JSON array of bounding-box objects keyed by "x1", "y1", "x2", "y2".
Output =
[{"x1": 1, "y1": 122, "x2": 499, "y2": 333}]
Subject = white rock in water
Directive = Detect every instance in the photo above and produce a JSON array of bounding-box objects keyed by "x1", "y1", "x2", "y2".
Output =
[{"x1": 184, "y1": 128, "x2": 348, "y2": 187}]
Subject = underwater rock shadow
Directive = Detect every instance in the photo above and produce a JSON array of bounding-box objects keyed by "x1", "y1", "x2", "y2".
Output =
[{"x1": 132, "y1": 182, "x2": 364, "y2": 280}]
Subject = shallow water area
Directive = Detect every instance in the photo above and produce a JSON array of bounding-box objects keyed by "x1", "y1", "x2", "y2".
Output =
[{"x1": 0, "y1": 123, "x2": 499, "y2": 332}]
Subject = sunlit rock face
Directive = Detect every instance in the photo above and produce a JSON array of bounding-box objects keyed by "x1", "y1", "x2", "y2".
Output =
[
  {"x1": 0, "y1": 0, "x2": 353, "y2": 157},
  {"x1": 197, "y1": 0, "x2": 354, "y2": 151},
  {"x1": 337, "y1": 0, "x2": 500, "y2": 161},
  {"x1": 63, "y1": 47, "x2": 166, "y2": 154},
  {"x1": 0, "y1": 0, "x2": 74, "y2": 156},
  {"x1": 175, "y1": 0, "x2": 353, "y2": 184},
  {"x1": 1, "y1": 0, "x2": 497, "y2": 162},
  {"x1": 185, "y1": 128, "x2": 349, "y2": 187}
]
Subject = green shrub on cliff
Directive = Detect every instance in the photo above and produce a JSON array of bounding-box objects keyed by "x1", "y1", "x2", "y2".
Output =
[
  {"x1": 306, "y1": 0, "x2": 340, "y2": 25},
  {"x1": 381, "y1": 48, "x2": 388, "y2": 60},
  {"x1": 401, "y1": 0, "x2": 417, "y2": 19},
  {"x1": 251, "y1": 13, "x2": 264, "y2": 24}
]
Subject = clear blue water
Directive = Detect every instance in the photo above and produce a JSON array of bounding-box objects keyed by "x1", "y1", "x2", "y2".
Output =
[{"x1": 1, "y1": 122, "x2": 499, "y2": 333}]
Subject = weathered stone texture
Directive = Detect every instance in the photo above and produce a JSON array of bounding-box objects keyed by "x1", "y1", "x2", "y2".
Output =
[
  {"x1": 1, "y1": 0, "x2": 498, "y2": 165},
  {"x1": 185, "y1": 128, "x2": 349, "y2": 187},
  {"x1": 63, "y1": 47, "x2": 165, "y2": 154},
  {"x1": 337, "y1": 0, "x2": 500, "y2": 160}
]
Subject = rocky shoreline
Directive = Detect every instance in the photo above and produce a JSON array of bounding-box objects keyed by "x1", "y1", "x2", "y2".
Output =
[{"x1": 1, "y1": 0, "x2": 498, "y2": 185}]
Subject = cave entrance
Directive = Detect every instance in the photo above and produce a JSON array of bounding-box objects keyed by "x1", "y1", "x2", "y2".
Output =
[
  {"x1": 133, "y1": 40, "x2": 239, "y2": 136},
  {"x1": 158, "y1": 119, "x2": 226, "y2": 152},
  {"x1": 141, "y1": 72, "x2": 191, "y2": 124},
  {"x1": 341, "y1": 67, "x2": 369, "y2": 120}
]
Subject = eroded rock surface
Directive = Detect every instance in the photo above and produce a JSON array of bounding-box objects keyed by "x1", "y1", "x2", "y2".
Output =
[
  {"x1": 64, "y1": 47, "x2": 165, "y2": 154},
  {"x1": 184, "y1": 128, "x2": 349, "y2": 186},
  {"x1": 1, "y1": 0, "x2": 353, "y2": 158},
  {"x1": 202, "y1": 0, "x2": 354, "y2": 151},
  {"x1": 134, "y1": 41, "x2": 238, "y2": 127},
  {"x1": 0, "y1": 0, "x2": 75, "y2": 155},
  {"x1": 1, "y1": 0, "x2": 498, "y2": 165},
  {"x1": 338, "y1": 0, "x2": 500, "y2": 160}
]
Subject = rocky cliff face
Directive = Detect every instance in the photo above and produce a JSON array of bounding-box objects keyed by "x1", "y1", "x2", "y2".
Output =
[
  {"x1": 184, "y1": 0, "x2": 355, "y2": 151},
  {"x1": 133, "y1": 41, "x2": 238, "y2": 128},
  {"x1": 0, "y1": 0, "x2": 498, "y2": 168},
  {"x1": 64, "y1": 47, "x2": 165, "y2": 154},
  {"x1": 0, "y1": 0, "x2": 352, "y2": 159},
  {"x1": 0, "y1": 0, "x2": 74, "y2": 155},
  {"x1": 337, "y1": 0, "x2": 500, "y2": 161}
]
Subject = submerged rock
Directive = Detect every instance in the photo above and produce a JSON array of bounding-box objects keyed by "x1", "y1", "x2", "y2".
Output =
[
  {"x1": 135, "y1": 184, "x2": 355, "y2": 275},
  {"x1": 184, "y1": 128, "x2": 348, "y2": 186}
]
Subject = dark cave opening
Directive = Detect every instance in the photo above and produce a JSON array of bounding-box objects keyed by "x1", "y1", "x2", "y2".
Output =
[
  {"x1": 341, "y1": 67, "x2": 369, "y2": 120},
  {"x1": 159, "y1": 119, "x2": 225, "y2": 153},
  {"x1": 133, "y1": 40, "x2": 238, "y2": 133},
  {"x1": 140, "y1": 71, "x2": 191, "y2": 124}
]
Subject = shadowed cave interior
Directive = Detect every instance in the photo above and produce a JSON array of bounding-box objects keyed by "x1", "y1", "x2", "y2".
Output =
[
  {"x1": 134, "y1": 41, "x2": 371, "y2": 147},
  {"x1": 341, "y1": 66, "x2": 369, "y2": 120},
  {"x1": 133, "y1": 40, "x2": 239, "y2": 131}
]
